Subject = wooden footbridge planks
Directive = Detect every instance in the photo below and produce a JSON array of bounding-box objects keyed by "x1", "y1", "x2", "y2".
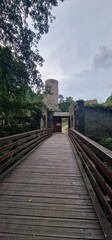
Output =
[{"x1": 0, "y1": 134, "x2": 105, "y2": 239}]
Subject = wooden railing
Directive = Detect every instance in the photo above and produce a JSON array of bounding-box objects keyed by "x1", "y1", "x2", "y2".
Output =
[
  {"x1": 0, "y1": 128, "x2": 52, "y2": 180},
  {"x1": 69, "y1": 129, "x2": 112, "y2": 222}
]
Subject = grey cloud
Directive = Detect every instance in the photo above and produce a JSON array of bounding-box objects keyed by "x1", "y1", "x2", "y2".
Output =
[
  {"x1": 38, "y1": 0, "x2": 112, "y2": 102},
  {"x1": 93, "y1": 46, "x2": 112, "y2": 69},
  {"x1": 59, "y1": 67, "x2": 112, "y2": 102}
]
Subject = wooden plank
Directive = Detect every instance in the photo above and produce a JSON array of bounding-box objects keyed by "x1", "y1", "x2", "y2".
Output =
[
  {"x1": 0, "y1": 134, "x2": 105, "y2": 240},
  {"x1": 0, "y1": 202, "x2": 91, "y2": 211},
  {"x1": 0, "y1": 215, "x2": 101, "y2": 228},
  {"x1": 0, "y1": 195, "x2": 92, "y2": 204},
  {"x1": 0, "y1": 191, "x2": 89, "y2": 199},
  {"x1": 0, "y1": 224, "x2": 104, "y2": 238},
  {"x1": 0, "y1": 184, "x2": 86, "y2": 192},
  {"x1": 2, "y1": 178, "x2": 86, "y2": 185},
  {"x1": 0, "y1": 235, "x2": 89, "y2": 240},
  {"x1": 0, "y1": 235, "x2": 104, "y2": 240},
  {"x1": 0, "y1": 207, "x2": 97, "y2": 219},
  {"x1": 0, "y1": 202, "x2": 94, "y2": 211}
]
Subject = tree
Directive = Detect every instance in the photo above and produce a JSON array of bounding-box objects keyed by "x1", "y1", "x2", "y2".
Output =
[
  {"x1": 0, "y1": 0, "x2": 64, "y2": 88},
  {"x1": 0, "y1": 46, "x2": 50, "y2": 137},
  {"x1": 105, "y1": 93, "x2": 112, "y2": 106},
  {"x1": 26, "y1": 88, "x2": 44, "y2": 103},
  {"x1": 58, "y1": 94, "x2": 64, "y2": 103},
  {"x1": 0, "y1": 46, "x2": 29, "y2": 125},
  {"x1": 0, "y1": 46, "x2": 29, "y2": 96},
  {"x1": 59, "y1": 95, "x2": 74, "y2": 112},
  {"x1": 65, "y1": 96, "x2": 73, "y2": 102}
]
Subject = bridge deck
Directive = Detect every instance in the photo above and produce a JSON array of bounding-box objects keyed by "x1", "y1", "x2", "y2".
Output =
[{"x1": 0, "y1": 134, "x2": 104, "y2": 239}]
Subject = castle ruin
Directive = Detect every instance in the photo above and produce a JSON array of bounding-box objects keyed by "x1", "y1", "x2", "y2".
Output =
[{"x1": 43, "y1": 79, "x2": 60, "y2": 111}]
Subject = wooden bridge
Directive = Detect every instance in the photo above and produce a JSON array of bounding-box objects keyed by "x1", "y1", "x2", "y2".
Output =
[{"x1": 0, "y1": 129, "x2": 112, "y2": 239}]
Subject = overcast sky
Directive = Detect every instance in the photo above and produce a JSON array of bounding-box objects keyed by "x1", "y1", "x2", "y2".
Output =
[{"x1": 38, "y1": 0, "x2": 112, "y2": 102}]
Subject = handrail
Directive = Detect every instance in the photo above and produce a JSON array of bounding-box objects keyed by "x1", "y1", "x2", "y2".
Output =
[
  {"x1": 0, "y1": 128, "x2": 53, "y2": 180},
  {"x1": 69, "y1": 129, "x2": 112, "y2": 222}
]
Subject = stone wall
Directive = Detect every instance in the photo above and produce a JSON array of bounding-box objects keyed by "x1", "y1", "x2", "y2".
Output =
[
  {"x1": 43, "y1": 79, "x2": 60, "y2": 111},
  {"x1": 75, "y1": 100, "x2": 85, "y2": 134},
  {"x1": 85, "y1": 106, "x2": 112, "y2": 139},
  {"x1": 40, "y1": 105, "x2": 48, "y2": 129},
  {"x1": 69, "y1": 100, "x2": 112, "y2": 140},
  {"x1": 69, "y1": 102, "x2": 75, "y2": 129}
]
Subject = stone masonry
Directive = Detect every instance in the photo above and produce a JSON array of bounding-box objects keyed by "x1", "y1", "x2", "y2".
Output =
[{"x1": 43, "y1": 79, "x2": 60, "y2": 111}]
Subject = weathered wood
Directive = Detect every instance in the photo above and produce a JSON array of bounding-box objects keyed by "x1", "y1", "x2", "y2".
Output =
[
  {"x1": 75, "y1": 134, "x2": 112, "y2": 182},
  {"x1": 0, "y1": 128, "x2": 52, "y2": 178},
  {"x1": 0, "y1": 215, "x2": 101, "y2": 228},
  {"x1": 69, "y1": 129, "x2": 112, "y2": 223},
  {"x1": 0, "y1": 195, "x2": 91, "y2": 204},
  {"x1": 70, "y1": 139, "x2": 112, "y2": 240},
  {"x1": 69, "y1": 129, "x2": 112, "y2": 165},
  {"x1": 0, "y1": 134, "x2": 105, "y2": 239},
  {"x1": 0, "y1": 235, "x2": 95, "y2": 240},
  {"x1": 0, "y1": 224, "x2": 104, "y2": 238}
]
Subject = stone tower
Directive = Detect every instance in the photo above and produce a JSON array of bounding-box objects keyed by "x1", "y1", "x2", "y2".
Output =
[{"x1": 43, "y1": 79, "x2": 60, "y2": 111}]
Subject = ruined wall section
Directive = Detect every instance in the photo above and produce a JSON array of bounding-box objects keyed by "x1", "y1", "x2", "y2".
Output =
[
  {"x1": 84, "y1": 106, "x2": 112, "y2": 139},
  {"x1": 69, "y1": 100, "x2": 112, "y2": 139},
  {"x1": 44, "y1": 79, "x2": 60, "y2": 111}
]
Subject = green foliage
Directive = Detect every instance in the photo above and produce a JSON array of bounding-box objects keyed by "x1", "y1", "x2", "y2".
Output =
[
  {"x1": 0, "y1": 0, "x2": 64, "y2": 87},
  {"x1": 0, "y1": 46, "x2": 29, "y2": 94},
  {"x1": 65, "y1": 96, "x2": 73, "y2": 102},
  {"x1": 96, "y1": 137, "x2": 112, "y2": 171},
  {"x1": 59, "y1": 101, "x2": 71, "y2": 112},
  {"x1": 26, "y1": 88, "x2": 44, "y2": 103},
  {"x1": 0, "y1": 46, "x2": 29, "y2": 122},
  {"x1": 96, "y1": 137, "x2": 112, "y2": 151},
  {"x1": 0, "y1": 47, "x2": 44, "y2": 137},
  {"x1": 105, "y1": 94, "x2": 112, "y2": 106},
  {"x1": 59, "y1": 95, "x2": 74, "y2": 112},
  {"x1": 0, "y1": 1, "x2": 65, "y2": 136},
  {"x1": 58, "y1": 94, "x2": 64, "y2": 103},
  {"x1": 62, "y1": 118, "x2": 68, "y2": 133},
  {"x1": 62, "y1": 118, "x2": 67, "y2": 127},
  {"x1": 84, "y1": 99, "x2": 98, "y2": 106}
]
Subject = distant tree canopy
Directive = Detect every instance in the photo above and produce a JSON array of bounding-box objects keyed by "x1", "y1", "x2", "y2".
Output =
[
  {"x1": 58, "y1": 95, "x2": 74, "y2": 112},
  {"x1": 58, "y1": 94, "x2": 64, "y2": 103},
  {"x1": 65, "y1": 96, "x2": 73, "y2": 102},
  {"x1": 0, "y1": 0, "x2": 64, "y2": 88},
  {"x1": 105, "y1": 93, "x2": 112, "y2": 106}
]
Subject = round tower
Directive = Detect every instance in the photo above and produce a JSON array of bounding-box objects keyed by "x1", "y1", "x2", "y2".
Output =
[{"x1": 44, "y1": 79, "x2": 60, "y2": 111}]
